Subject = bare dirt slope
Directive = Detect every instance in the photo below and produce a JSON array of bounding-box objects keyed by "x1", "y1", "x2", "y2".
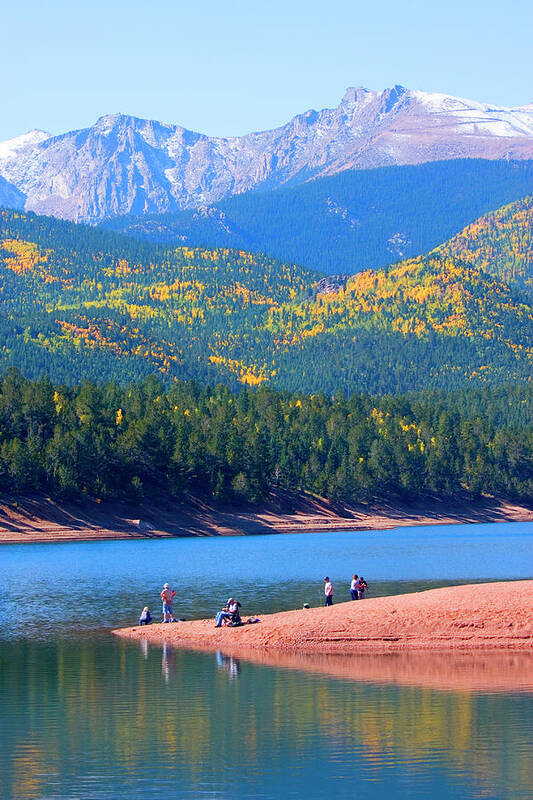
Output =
[{"x1": 0, "y1": 492, "x2": 531, "y2": 544}]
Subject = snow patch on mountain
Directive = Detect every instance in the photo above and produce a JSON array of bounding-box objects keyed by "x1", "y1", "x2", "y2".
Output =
[{"x1": 411, "y1": 90, "x2": 485, "y2": 113}]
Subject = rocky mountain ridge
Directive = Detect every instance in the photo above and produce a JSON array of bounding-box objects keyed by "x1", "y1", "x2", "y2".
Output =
[{"x1": 2, "y1": 85, "x2": 533, "y2": 222}]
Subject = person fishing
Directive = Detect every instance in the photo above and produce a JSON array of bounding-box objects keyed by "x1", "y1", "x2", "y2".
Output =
[{"x1": 160, "y1": 582, "x2": 177, "y2": 623}]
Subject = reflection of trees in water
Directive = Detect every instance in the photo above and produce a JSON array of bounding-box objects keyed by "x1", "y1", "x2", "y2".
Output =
[{"x1": 1, "y1": 639, "x2": 532, "y2": 799}]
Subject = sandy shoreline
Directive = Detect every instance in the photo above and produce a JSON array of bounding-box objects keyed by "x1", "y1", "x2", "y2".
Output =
[
  {"x1": 113, "y1": 581, "x2": 533, "y2": 658},
  {"x1": 0, "y1": 492, "x2": 531, "y2": 545}
]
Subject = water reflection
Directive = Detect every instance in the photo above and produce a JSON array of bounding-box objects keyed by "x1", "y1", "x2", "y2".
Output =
[
  {"x1": 1, "y1": 638, "x2": 533, "y2": 799},
  {"x1": 1, "y1": 525, "x2": 532, "y2": 799},
  {"x1": 161, "y1": 641, "x2": 175, "y2": 683},
  {"x1": 216, "y1": 651, "x2": 241, "y2": 679},
  {"x1": 217, "y1": 649, "x2": 533, "y2": 694},
  {"x1": 140, "y1": 636, "x2": 149, "y2": 659}
]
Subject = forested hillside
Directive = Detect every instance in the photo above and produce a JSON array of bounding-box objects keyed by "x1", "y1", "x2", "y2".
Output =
[
  {"x1": 268, "y1": 253, "x2": 533, "y2": 394},
  {"x1": 103, "y1": 160, "x2": 533, "y2": 274},
  {"x1": 0, "y1": 370, "x2": 530, "y2": 504},
  {"x1": 0, "y1": 208, "x2": 317, "y2": 387},
  {"x1": 0, "y1": 207, "x2": 531, "y2": 395},
  {"x1": 435, "y1": 195, "x2": 533, "y2": 291}
]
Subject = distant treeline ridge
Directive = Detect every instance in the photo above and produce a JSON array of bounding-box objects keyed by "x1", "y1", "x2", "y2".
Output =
[{"x1": 0, "y1": 370, "x2": 530, "y2": 505}]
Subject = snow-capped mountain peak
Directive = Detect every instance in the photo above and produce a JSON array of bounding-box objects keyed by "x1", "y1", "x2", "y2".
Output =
[
  {"x1": 0, "y1": 129, "x2": 50, "y2": 161},
  {"x1": 1, "y1": 87, "x2": 533, "y2": 222}
]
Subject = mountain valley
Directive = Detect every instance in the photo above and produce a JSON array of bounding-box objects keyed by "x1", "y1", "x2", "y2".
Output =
[{"x1": 104, "y1": 159, "x2": 533, "y2": 275}]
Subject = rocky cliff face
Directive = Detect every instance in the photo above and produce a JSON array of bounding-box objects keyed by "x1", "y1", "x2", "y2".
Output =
[{"x1": 2, "y1": 86, "x2": 533, "y2": 222}]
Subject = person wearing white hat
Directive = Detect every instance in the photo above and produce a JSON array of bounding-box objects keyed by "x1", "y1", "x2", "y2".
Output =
[
  {"x1": 139, "y1": 606, "x2": 152, "y2": 625},
  {"x1": 160, "y1": 582, "x2": 177, "y2": 623},
  {"x1": 215, "y1": 597, "x2": 241, "y2": 627}
]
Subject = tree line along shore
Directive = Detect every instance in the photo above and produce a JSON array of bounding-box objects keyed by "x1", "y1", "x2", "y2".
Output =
[{"x1": 0, "y1": 369, "x2": 530, "y2": 509}]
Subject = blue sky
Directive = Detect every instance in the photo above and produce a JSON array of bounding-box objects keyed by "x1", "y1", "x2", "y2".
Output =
[{"x1": 2, "y1": 0, "x2": 532, "y2": 140}]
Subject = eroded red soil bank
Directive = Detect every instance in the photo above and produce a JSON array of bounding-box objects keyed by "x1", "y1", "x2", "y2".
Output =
[{"x1": 1, "y1": 493, "x2": 531, "y2": 544}]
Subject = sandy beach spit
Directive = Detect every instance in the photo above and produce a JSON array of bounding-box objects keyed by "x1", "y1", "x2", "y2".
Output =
[{"x1": 113, "y1": 580, "x2": 533, "y2": 657}]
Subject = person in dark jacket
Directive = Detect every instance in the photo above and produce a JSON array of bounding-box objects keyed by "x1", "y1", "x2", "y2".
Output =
[{"x1": 357, "y1": 577, "x2": 369, "y2": 599}]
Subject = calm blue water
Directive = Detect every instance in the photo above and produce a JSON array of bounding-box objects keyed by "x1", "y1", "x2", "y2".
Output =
[{"x1": 1, "y1": 522, "x2": 533, "y2": 799}]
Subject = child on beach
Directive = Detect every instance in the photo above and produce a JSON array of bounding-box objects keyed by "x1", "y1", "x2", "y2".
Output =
[
  {"x1": 139, "y1": 607, "x2": 152, "y2": 625},
  {"x1": 160, "y1": 583, "x2": 177, "y2": 622},
  {"x1": 357, "y1": 577, "x2": 368, "y2": 599}
]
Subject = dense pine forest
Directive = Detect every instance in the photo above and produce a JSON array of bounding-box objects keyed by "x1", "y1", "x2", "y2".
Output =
[
  {"x1": 1, "y1": 205, "x2": 532, "y2": 395},
  {"x1": 103, "y1": 159, "x2": 533, "y2": 274},
  {"x1": 0, "y1": 370, "x2": 531, "y2": 505},
  {"x1": 0, "y1": 199, "x2": 531, "y2": 505}
]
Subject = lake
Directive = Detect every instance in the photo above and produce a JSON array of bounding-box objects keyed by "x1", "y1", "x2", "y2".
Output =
[{"x1": 1, "y1": 522, "x2": 533, "y2": 799}]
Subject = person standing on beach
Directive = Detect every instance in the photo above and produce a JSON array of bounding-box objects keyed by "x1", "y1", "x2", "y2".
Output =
[
  {"x1": 160, "y1": 582, "x2": 177, "y2": 622},
  {"x1": 357, "y1": 577, "x2": 368, "y2": 599},
  {"x1": 324, "y1": 577, "x2": 334, "y2": 606},
  {"x1": 350, "y1": 574, "x2": 359, "y2": 600}
]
